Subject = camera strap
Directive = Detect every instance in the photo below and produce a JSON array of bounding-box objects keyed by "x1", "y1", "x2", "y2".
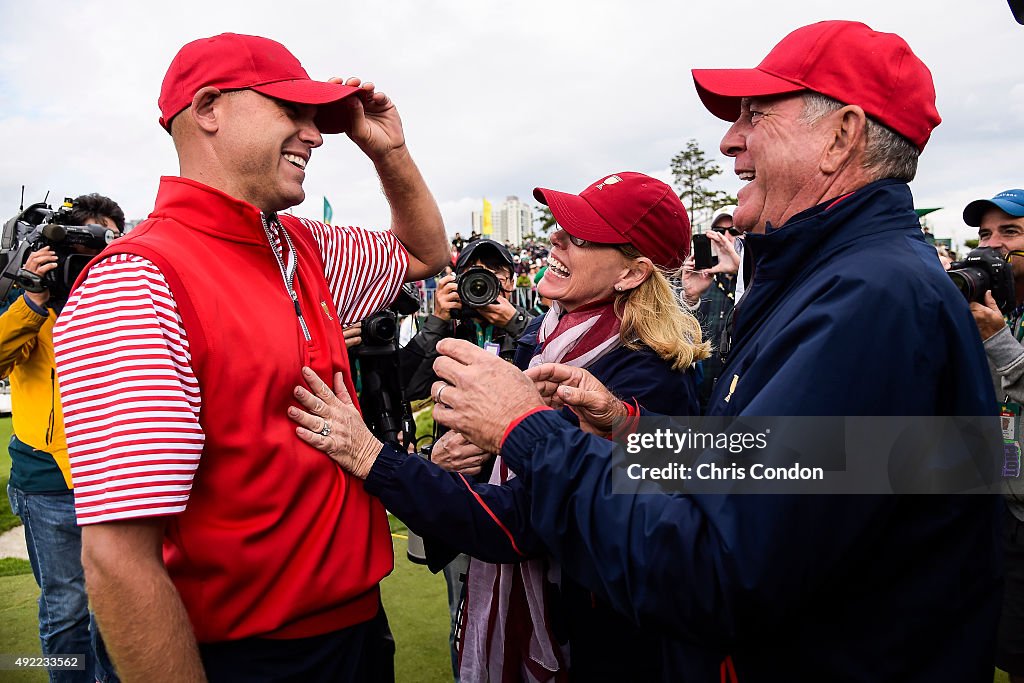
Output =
[
  {"x1": 1006, "y1": 304, "x2": 1024, "y2": 343},
  {"x1": 474, "y1": 322, "x2": 495, "y2": 348}
]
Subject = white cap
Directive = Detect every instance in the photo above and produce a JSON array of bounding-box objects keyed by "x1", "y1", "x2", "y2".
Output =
[{"x1": 711, "y1": 206, "x2": 737, "y2": 228}]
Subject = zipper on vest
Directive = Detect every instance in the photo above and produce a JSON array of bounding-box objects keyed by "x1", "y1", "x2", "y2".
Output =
[{"x1": 261, "y1": 213, "x2": 312, "y2": 342}]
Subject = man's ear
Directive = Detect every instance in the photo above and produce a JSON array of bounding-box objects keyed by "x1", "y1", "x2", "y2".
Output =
[
  {"x1": 820, "y1": 104, "x2": 867, "y2": 175},
  {"x1": 189, "y1": 86, "x2": 223, "y2": 133}
]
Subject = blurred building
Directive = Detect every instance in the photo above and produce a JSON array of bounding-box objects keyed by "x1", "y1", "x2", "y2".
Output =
[{"x1": 472, "y1": 196, "x2": 533, "y2": 244}]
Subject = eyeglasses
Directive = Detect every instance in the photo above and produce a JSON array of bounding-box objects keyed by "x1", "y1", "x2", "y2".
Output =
[
  {"x1": 713, "y1": 227, "x2": 742, "y2": 237},
  {"x1": 553, "y1": 228, "x2": 591, "y2": 248}
]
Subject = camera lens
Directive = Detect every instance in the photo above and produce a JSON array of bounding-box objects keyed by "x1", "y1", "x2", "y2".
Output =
[
  {"x1": 469, "y1": 279, "x2": 488, "y2": 298},
  {"x1": 457, "y1": 268, "x2": 501, "y2": 307},
  {"x1": 364, "y1": 314, "x2": 397, "y2": 345},
  {"x1": 947, "y1": 267, "x2": 988, "y2": 303}
]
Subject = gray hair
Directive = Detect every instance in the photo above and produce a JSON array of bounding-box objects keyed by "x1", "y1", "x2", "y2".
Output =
[{"x1": 800, "y1": 92, "x2": 919, "y2": 182}]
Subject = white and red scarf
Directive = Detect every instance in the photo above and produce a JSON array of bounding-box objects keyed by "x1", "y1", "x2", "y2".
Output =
[
  {"x1": 460, "y1": 300, "x2": 621, "y2": 682},
  {"x1": 528, "y1": 300, "x2": 622, "y2": 369}
]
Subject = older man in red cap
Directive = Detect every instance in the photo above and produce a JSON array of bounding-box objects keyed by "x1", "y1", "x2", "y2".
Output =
[
  {"x1": 424, "y1": 21, "x2": 1002, "y2": 682},
  {"x1": 52, "y1": 33, "x2": 448, "y2": 681}
]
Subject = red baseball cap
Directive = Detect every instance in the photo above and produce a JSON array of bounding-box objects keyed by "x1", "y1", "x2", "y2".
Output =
[
  {"x1": 534, "y1": 172, "x2": 691, "y2": 270},
  {"x1": 158, "y1": 33, "x2": 360, "y2": 134},
  {"x1": 691, "y1": 20, "x2": 940, "y2": 152}
]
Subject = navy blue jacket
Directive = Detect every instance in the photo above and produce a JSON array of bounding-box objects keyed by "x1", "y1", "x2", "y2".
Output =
[
  {"x1": 499, "y1": 181, "x2": 1003, "y2": 682},
  {"x1": 366, "y1": 316, "x2": 703, "y2": 681}
]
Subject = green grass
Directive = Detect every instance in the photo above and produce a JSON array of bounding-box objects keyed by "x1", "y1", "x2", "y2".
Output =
[
  {"x1": 0, "y1": 416, "x2": 19, "y2": 534},
  {"x1": 384, "y1": 515, "x2": 452, "y2": 682},
  {"x1": 0, "y1": 573, "x2": 46, "y2": 681},
  {"x1": 0, "y1": 557, "x2": 31, "y2": 577}
]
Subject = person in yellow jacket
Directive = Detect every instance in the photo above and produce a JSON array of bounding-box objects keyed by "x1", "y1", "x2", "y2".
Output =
[{"x1": 2, "y1": 193, "x2": 123, "y2": 683}]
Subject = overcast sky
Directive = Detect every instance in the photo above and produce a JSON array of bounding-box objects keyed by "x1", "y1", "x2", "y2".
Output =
[{"x1": 1, "y1": 0, "x2": 1021, "y2": 249}]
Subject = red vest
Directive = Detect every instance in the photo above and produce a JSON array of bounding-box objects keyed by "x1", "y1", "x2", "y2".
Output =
[{"x1": 85, "y1": 177, "x2": 393, "y2": 641}]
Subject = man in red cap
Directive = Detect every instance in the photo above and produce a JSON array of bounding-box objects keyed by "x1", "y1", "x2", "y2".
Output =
[
  {"x1": 426, "y1": 21, "x2": 1001, "y2": 681},
  {"x1": 52, "y1": 33, "x2": 448, "y2": 681}
]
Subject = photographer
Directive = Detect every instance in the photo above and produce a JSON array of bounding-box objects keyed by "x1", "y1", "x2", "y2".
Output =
[
  {"x1": 2, "y1": 193, "x2": 123, "y2": 683},
  {"x1": 400, "y1": 239, "x2": 532, "y2": 401},
  {"x1": 964, "y1": 188, "x2": 1024, "y2": 683}
]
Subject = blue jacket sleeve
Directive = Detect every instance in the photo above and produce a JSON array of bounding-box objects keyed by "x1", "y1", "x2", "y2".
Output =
[
  {"x1": 364, "y1": 445, "x2": 545, "y2": 570},
  {"x1": 588, "y1": 347, "x2": 698, "y2": 416},
  {"x1": 499, "y1": 410, "x2": 901, "y2": 646}
]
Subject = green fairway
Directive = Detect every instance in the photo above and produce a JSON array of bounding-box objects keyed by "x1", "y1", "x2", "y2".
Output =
[
  {"x1": 1, "y1": 416, "x2": 19, "y2": 535},
  {"x1": 0, "y1": 573, "x2": 46, "y2": 682},
  {"x1": 384, "y1": 516, "x2": 452, "y2": 682}
]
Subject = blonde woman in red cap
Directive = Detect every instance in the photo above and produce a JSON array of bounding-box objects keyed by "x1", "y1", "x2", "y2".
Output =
[{"x1": 289, "y1": 172, "x2": 714, "y2": 681}]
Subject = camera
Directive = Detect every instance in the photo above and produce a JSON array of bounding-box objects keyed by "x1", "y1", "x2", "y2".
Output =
[
  {"x1": 356, "y1": 283, "x2": 422, "y2": 352},
  {"x1": 948, "y1": 247, "x2": 1016, "y2": 314},
  {"x1": 453, "y1": 266, "x2": 501, "y2": 320},
  {"x1": 0, "y1": 198, "x2": 117, "y2": 306},
  {"x1": 360, "y1": 310, "x2": 401, "y2": 349},
  {"x1": 692, "y1": 233, "x2": 718, "y2": 271},
  {"x1": 350, "y1": 284, "x2": 422, "y2": 449}
]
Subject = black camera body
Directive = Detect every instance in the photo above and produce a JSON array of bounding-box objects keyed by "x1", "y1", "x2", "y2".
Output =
[
  {"x1": 350, "y1": 284, "x2": 422, "y2": 449},
  {"x1": 0, "y1": 199, "x2": 116, "y2": 305},
  {"x1": 692, "y1": 233, "x2": 719, "y2": 271},
  {"x1": 355, "y1": 283, "x2": 423, "y2": 354},
  {"x1": 452, "y1": 266, "x2": 501, "y2": 320},
  {"x1": 948, "y1": 247, "x2": 1016, "y2": 315}
]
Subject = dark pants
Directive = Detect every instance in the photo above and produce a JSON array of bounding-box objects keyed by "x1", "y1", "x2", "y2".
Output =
[
  {"x1": 7, "y1": 486, "x2": 94, "y2": 683},
  {"x1": 999, "y1": 503, "x2": 1024, "y2": 675},
  {"x1": 199, "y1": 604, "x2": 395, "y2": 683}
]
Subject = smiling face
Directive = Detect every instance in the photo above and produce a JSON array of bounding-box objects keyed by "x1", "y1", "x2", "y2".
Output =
[
  {"x1": 978, "y1": 207, "x2": 1024, "y2": 282},
  {"x1": 539, "y1": 228, "x2": 634, "y2": 311},
  {"x1": 719, "y1": 94, "x2": 836, "y2": 233},
  {"x1": 214, "y1": 90, "x2": 323, "y2": 213}
]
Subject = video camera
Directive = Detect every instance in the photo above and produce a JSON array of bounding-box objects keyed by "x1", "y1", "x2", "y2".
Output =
[
  {"x1": 0, "y1": 197, "x2": 117, "y2": 306},
  {"x1": 948, "y1": 247, "x2": 1016, "y2": 315},
  {"x1": 350, "y1": 283, "x2": 422, "y2": 449}
]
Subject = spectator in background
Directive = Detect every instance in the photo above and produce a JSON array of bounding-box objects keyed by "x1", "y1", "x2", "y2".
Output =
[
  {"x1": 964, "y1": 188, "x2": 1024, "y2": 683},
  {"x1": 530, "y1": 266, "x2": 550, "y2": 317},
  {"x1": 2, "y1": 193, "x2": 124, "y2": 683},
  {"x1": 922, "y1": 224, "x2": 936, "y2": 245},
  {"x1": 936, "y1": 244, "x2": 953, "y2": 270},
  {"x1": 687, "y1": 208, "x2": 742, "y2": 409}
]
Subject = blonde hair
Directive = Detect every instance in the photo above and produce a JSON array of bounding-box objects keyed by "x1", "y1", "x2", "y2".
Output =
[{"x1": 614, "y1": 245, "x2": 711, "y2": 371}]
